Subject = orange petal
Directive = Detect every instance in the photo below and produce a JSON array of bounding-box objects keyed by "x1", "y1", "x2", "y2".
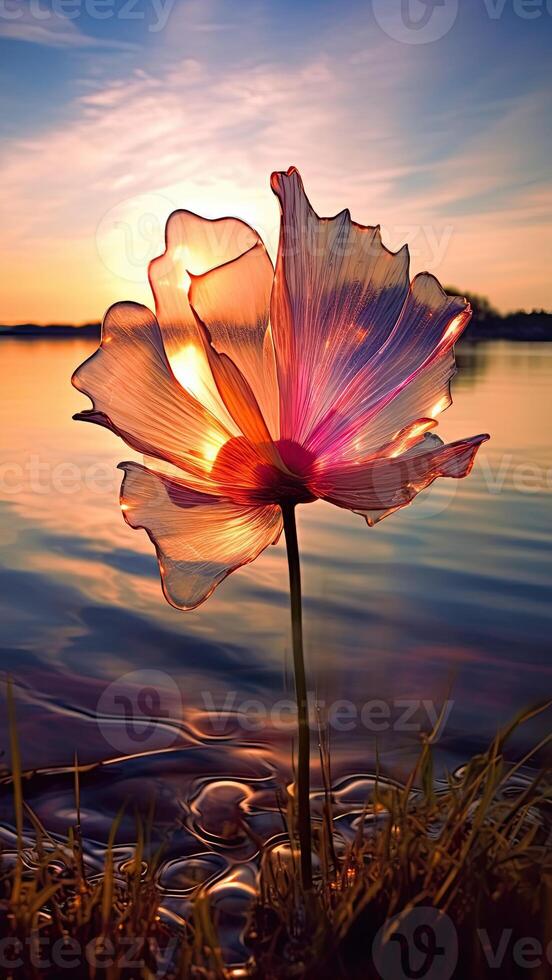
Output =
[
  {"x1": 188, "y1": 242, "x2": 279, "y2": 438},
  {"x1": 149, "y1": 209, "x2": 265, "y2": 429},
  {"x1": 191, "y1": 309, "x2": 280, "y2": 468},
  {"x1": 71, "y1": 301, "x2": 232, "y2": 489},
  {"x1": 118, "y1": 462, "x2": 283, "y2": 609}
]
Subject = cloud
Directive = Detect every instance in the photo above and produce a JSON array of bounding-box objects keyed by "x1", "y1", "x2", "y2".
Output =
[
  {"x1": 0, "y1": 15, "x2": 550, "y2": 321},
  {"x1": 0, "y1": 2, "x2": 138, "y2": 50},
  {"x1": 0, "y1": 60, "x2": 367, "y2": 236},
  {"x1": 0, "y1": 46, "x2": 409, "y2": 240}
]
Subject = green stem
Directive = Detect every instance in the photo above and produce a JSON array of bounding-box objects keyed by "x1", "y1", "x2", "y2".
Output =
[{"x1": 282, "y1": 502, "x2": 313, "y2": 891}]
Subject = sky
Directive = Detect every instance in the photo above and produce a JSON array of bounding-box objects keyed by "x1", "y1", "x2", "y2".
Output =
[{"x1": 0, "y1": 0, "x2": 551, "y2": 323}]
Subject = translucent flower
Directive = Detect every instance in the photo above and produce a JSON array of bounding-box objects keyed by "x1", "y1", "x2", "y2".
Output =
[{"x1": 73, "y1": 168, "x2": 488, "y2": 610}]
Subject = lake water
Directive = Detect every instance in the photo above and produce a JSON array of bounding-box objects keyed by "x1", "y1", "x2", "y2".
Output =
[{"x1": 0, "y1": 338, "x2": 551, "y2": 959}]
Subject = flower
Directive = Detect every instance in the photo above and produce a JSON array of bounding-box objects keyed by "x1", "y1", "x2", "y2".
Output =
[{"x1": 72, "y1": 168, "x2": 488, "y2": 610}]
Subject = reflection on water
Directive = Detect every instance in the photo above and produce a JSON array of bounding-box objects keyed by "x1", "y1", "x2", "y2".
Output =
[{"x1": 1, "y1": 338, "x2": 551, "y2": 959}]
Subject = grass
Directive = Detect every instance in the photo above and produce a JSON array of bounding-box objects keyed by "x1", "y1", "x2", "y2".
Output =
[
  {"x1": 1, "y1": 687, "x2": 551, "y2": 979},
  {"x1": 249, "y1": 705, "x2": 552, "y2": 979}
]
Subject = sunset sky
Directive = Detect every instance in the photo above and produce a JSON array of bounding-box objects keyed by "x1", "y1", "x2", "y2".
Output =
[{"x1": 1, "y1": 0, "x2": 551, "y2": 324}]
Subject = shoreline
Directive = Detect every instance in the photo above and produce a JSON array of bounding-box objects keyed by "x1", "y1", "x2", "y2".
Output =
[{"x1": 2, "y1": 311, "x2": 552, "y2": 343}]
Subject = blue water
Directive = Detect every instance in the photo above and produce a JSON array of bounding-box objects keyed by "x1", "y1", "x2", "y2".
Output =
[{"x1": 0, "y1": 338, "x2": 550, "y2": 957}]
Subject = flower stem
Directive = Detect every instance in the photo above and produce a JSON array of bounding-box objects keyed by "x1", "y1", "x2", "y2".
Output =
[{"x1": 282, "y1": 502, "x2": 313, "y2": 891}]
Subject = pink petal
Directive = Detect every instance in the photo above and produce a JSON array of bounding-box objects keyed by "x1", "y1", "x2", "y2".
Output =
[
  {"x1": 72, "y1": 301, "x2": 234, "y2": 490},
  {"x1": 119, "y1": 462, "x2": 283, "y2": 609},
  {"x1": 308, "y1": 273, "x2": 471, "y2": 465},
  {"x1": 270, "y1": 167, "x2": 410, "y2": 445},
  {"x1": 189, "y1": 242, "x2": 279, "y2": 438},
  {"x1": 310, "y1": 433, "x2": 489, "y2": 523}
]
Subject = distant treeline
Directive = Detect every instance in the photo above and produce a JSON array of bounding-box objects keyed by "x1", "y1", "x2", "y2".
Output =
[
  {"x1": 0, "y1": 322, "x2": 101, "y2": 338},
  {"x1": 445, "y1": 289, "x2": 552, "y2": 342},
  {"x1": 464, "y1": 309, "x2": 552, "y2": 341},
  {"x1": 1, "y1": 292, "x2": 551, "y2": 342}
]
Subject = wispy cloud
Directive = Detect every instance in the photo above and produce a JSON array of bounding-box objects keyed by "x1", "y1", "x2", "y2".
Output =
[
  {"x1": 0, "y1": 49, "x2": 408, "y2": 242},
  {"x1": 0, "y1": 2, "x2": 138, "y2": 50},
  {"x1": 0, "y1": 6, "x2": 550, "y2": 321}
]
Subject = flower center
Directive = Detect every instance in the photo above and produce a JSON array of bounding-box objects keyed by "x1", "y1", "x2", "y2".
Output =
[{"x1": 211, "y1": 437, "x2": 317, "y2": 506}]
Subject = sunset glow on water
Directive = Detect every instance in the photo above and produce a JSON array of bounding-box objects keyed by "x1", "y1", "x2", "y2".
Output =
[{"x1": 1, "y1": 338, "x2": 550, "y2": 783}]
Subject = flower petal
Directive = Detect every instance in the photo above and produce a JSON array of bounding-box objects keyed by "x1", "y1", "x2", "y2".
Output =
[
  {"x1": 311, "y1": 433, "x2": 489, "y2": 522},
  {"x1": 191, "y1": 309, "x2": 281, "y2": 468},
  {"x1": 307, "y1": 273, "x2": 470, "y2": 465},
  {"x1": 188, "y1": 242, "x2": 279, "y2": 438},
  {"x1": 72, "y1": 301, "x2": 233, "y2": 488},
  {"x1": 119, "y1": 462, "x2": 283, "y2": 609},
  {"x1": 148, "y1": 210, "x2": 266, "y2": 428},
  {"x1": 149, "y1": 210, "x2": 260, "y2": 329},
  {"x1": 270, "y1": 167, "x2": 410, "y2": 445}
]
